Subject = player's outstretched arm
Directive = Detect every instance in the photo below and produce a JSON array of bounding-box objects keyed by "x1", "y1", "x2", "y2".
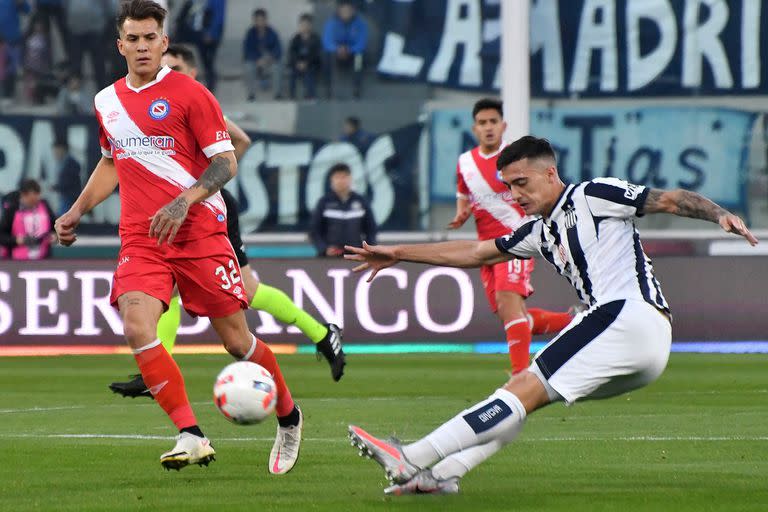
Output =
[
  {"x1": 345, "y1": 239, "x2": 510, "y2": 282},
  {"x1": 149, "y1": 151, "x2": 237, "y2": 245},
  {"x1": 54, "y1": 157, "x2": 118, "y2": 247},
  {"x1": 643, "y1": 188, "x2": 758, "y2": 246}
]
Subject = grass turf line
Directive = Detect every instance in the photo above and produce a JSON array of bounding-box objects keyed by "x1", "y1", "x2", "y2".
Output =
[{"x1": 0, "y1": 353, "x2": 766, "y2": 512}]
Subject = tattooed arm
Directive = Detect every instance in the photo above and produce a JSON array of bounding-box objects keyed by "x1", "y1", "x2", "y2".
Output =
[
  {"x1": 149, "y1": 151, "x2": 237, "y2": 245},
  {"x1": 643, "y1": 188, "x2": 758, "y2": 246}
]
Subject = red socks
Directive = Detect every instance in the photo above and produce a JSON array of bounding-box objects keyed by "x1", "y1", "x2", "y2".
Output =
[
  {"x1": 246, "y1": 336, "x2": 295, "y2": 418},
  {"x1": 527, "y1": 308, "x2": 572, "y2": 335},
  {"x1": 504, "y1": 318, "x2": 531, "y2": 374},
  {"x1": 133, "y1": 341, "x2": 197, "y2": 430}
]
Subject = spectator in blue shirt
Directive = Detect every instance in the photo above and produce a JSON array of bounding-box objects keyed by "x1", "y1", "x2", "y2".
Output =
[
  {"x1": 322, "y1": 0, "x2": 368, "y2": 99},
  {"x1": 243, "y1": 8, "x2": 282, "y2": 101},
  {"x1": 0, "y1": 0, "x2": 30, "y2": 100}
]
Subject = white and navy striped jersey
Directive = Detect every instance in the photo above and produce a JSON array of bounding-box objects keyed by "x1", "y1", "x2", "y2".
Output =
[{"x1": 495, "y1": 178, "x2": 670, "y2": 315}]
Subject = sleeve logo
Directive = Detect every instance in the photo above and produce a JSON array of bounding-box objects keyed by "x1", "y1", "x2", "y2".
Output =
[{"x1": 623, "y1": 183, "x2": 642, "y2": 200}]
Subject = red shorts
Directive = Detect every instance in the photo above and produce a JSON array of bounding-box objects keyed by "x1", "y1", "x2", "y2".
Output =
[
  {"x1": 480, "y1": 258, "x2": 535, "y2": 313},
  {"x1": 110, "y1": 234, "x2": 249, "y2": 318}
]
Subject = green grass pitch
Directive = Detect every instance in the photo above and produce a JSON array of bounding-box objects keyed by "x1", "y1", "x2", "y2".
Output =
[{"x1": 0, "y1": 353, "x2": 766, "y2": 511}]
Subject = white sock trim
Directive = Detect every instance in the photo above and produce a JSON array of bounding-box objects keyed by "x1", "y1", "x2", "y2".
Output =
[
  {"x1": 132, "y1": 338, "x2": 162, "y2": 354},
  {"x1": 504, "y1": 318, "x2": 529, "y2": 331},
  {"x1": 493, "y1": 387, "x2": 527, "y2": 422},
  {"x1": 242, "y1": 333, "x2": 258, "y2": 361}
]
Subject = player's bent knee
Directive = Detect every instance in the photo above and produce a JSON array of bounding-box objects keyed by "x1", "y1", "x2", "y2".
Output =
[
  {"x1": 502, "y1": 370, "x2": 552, "y2": 413},
  {"x1": 222, "y1": 338, "x2": 250, "y2": 359},
  {"x1": 210, "y1": 316, "x2": 252, "y2": 359},
  {"x1": 122, "y1": 316, "x2": 157, "y2": 347}
]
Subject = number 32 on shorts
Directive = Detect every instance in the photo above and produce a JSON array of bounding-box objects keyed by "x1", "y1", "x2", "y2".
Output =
[{"x1": 215, "y1": 259, "x2": 241, "y2": 290}]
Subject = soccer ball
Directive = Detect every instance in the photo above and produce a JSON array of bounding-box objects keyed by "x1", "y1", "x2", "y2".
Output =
[{"x1": 213, "y1": 361, "x2": 277, "y2": 425}]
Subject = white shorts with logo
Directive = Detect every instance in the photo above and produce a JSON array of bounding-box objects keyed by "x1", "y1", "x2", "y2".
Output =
[{"x1": 529, "y1": 299, "x2": 672, "y2": 404}]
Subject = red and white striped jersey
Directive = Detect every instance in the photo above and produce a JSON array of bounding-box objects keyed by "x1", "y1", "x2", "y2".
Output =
[
  {"x1": 94, "y1": 66, "x2": 235, "y2": 242},
  {"x1": 456, "y1": 143, "x2": 528, "y2": 240}
]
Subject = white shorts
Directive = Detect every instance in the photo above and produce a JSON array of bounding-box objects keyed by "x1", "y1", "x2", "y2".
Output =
[{"x1": 529, "y1": 299, "x2": 672, "y2": 404}]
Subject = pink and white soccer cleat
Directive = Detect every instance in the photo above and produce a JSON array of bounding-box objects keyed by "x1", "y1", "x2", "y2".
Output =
[
  {"x1": 269, "y1": 406, "x2": 303, "y2": 474},
  {"x1": 348, "y1": 424, "x2": 419, "y2": 484}
]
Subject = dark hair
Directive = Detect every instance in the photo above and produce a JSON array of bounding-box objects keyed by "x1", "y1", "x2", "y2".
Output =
[
  {"x1": 54, "y1": 140, "x2": 68, "y2": 150},
  {"x1": 299, "y1": 13, "x2": 313, "y2": 23},
  {"x1": 496, "y1": 136, "x2": 556, "y2": 170},
  {"x1": 329, "y1": 163, "x2": 351, "y2": 176},
  {"x1": 20, "y1": 179, "x2": 41, "y2": 194},
  {"x1": 472, "y1": 98, "x2": 503, "y2": 119},
  {"x1": 345, "y1": 116, "x2": 360, "y2": 130},
  {"x1": 253, "y1": 8, "x2": 267, "y2": 18},
  {"x1": 165, "y1": 43, "x2": 196, "y2": 68},
  {"x1": 116, "y1": 0, "x2": 167, "y2": 33}
]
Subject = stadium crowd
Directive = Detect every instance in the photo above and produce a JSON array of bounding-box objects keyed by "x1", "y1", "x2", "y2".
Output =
[{"x1": 0, "y1": 0, "x2": 370, "y2": 108}]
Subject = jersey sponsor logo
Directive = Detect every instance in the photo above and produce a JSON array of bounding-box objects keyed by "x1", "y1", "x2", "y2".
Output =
[
  {"x1": 107, "y1": 135, "x2": 177, "y2": 159},
  {"x1": 462, "y1": 398, "x2": 513, "y2": 433},
  {"x1": 148, "y1": 99, "x2": 170, "y2": 120},
  {"x1": 106, "y1": 111, "x2": 120, "y2": 124}
]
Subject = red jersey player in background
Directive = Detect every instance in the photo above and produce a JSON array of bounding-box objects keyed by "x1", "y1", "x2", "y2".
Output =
[
  {"x1": 448, "y1": 98, "x2": 573, "y2": 373},
  {"x1": 54, "y1": 1, "x2": 302, "y2": 474}
]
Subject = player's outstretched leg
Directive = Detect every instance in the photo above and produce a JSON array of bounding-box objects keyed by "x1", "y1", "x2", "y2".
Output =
[
  {"x1": 241, "y1": 334, "x2": 303, "y2": 474},
  {"x1": 350, "y1": 386, "x2": 529, "y2": 492},
  {"x1": 109, "y1": 295, "x2": 182, "y2": 398},
  {"x1": 385, "y1": 440, "x2": 502, "y2": 494},
  {"x1": 249, "y1": 281, "x2": 346, "y2": 381}
]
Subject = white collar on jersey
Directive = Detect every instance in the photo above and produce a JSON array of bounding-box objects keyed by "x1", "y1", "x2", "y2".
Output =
[
  {"x1": 124, "y1": 65, "x2": 172, "y2": 93},
  {"x1": 476, "y1": 140, "x2": 509, "y2": 160}
]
